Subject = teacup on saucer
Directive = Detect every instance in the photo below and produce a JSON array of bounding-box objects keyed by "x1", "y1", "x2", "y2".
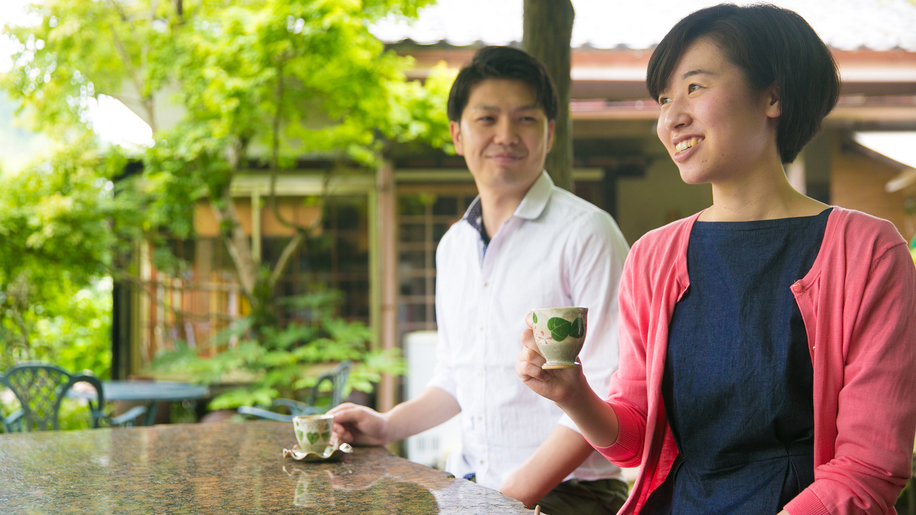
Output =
[
  {"x1": 293, "y1": 414, "x2": 334, "y2": 455},
  {"x1": 284, "y1": 442, "x2": 353, "y2": 462}
]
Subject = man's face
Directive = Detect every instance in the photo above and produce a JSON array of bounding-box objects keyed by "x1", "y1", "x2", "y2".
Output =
[{"x1": 449, "y1": 79, "x2": 555, "y2": 196}]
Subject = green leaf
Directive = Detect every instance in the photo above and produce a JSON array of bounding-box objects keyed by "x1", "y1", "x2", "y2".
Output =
[
  {"x1": 209, "y1": 386, "x2": 278, "y2": 410},
  {"x1": 570, "y1": 317, "x2": 585, "y2": 338},
  {"x1": 547, "y1": 317, "x2": 571, "y2": 342},
  {"x1": 532, "y1": 313, "x2": 537, "y2": 324}
]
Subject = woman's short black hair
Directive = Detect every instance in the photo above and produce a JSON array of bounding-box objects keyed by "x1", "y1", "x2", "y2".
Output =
[
  {"x1": 646, "y1": 3, "x2": 839, "y2": 164},
  {"x1": 447, "y1": 46, "x2": 559, "y2": 123}
]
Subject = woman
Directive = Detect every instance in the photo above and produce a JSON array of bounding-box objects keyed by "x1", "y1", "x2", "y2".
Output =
[{"x1": 517, "y1": 4, "x2": 916, "y2": 514}]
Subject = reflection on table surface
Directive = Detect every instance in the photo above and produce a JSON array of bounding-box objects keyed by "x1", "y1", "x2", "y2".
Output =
[{"x1": 0, "y1": 420, "x2": 530, "y2": 514}]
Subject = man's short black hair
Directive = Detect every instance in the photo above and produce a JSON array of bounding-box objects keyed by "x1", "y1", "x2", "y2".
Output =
[
  {"x1": 646, "y1": 3, "x2": 839, "y2": 164},
  {"x1": 447, "y1": 46, "x2": 559, "y2": 123}
]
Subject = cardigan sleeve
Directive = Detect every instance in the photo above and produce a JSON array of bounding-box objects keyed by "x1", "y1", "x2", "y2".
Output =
[
  {"x1": 557, "y1": 210, "x2": 629, "y2": 434},
  {"x1": 787, "y1": 238, "x2": 916, "y2": 515}
]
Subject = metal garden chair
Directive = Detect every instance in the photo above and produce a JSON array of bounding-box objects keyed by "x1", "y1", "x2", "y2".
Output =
[
  {"x1": 0, "y1": 361, "x2": 147, "y2": 432},
  {"x1": 238, "y1": 360, "x2": 351, "y2": 422}
]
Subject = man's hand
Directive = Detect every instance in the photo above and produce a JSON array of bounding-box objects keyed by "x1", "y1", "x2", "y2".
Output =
[
  {"x1": 327, "y1": 403, "x2": 390, "y2": 446},
  {"x1": 517, "y1": 312, "x2": 588, "y2": 407},
  {"x1": 328, "y1": 387, "x2": 460, "y2": 447}
]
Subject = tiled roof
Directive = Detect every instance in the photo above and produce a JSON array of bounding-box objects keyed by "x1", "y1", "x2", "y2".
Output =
[{"x1": 371, "y1": 0, "x2": 916, "y2": 51}]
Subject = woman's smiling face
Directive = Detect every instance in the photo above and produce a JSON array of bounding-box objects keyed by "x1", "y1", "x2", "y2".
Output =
[{"x1": 655, "y1": 37, "x2": 781, "y2": 186}]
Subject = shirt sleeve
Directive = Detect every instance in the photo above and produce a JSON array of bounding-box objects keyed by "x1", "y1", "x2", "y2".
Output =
[
  {"x1": 556, "y1": 210, "x2": 630, "y2": 433},
  {"x1": 787, "y1": 234, "x2": 916, "y2": 515},
  {"x1": 590, "y1": 236, "x2": 654, "y2": 466},
  {"x1": 426, "y1": 229, "x2": 459, "y2": 399}
]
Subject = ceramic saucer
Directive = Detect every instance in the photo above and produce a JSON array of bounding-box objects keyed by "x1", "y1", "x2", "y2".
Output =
[{"x1": 283, "y1": 442, "x2": 353, "y2": 462}]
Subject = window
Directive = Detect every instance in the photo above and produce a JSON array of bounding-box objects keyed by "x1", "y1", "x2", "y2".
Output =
[{"x1": 397, "y1": 188, "x2": 477, "y2": 340}]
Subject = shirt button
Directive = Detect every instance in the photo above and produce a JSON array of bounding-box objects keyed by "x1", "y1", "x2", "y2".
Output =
[
  {"x1": 483, "y1": 282, "x2": 488, "y2": 288},
  {"x1": 479, "y1": 460, "x2": 484, "y2": 465},
  {"x1": 791, "y1": 282, "x2": 804, "y2": 293}
]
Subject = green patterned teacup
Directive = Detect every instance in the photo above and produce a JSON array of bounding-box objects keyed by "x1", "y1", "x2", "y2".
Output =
[
  {"x1": 530, "y1": 307, "x2": 588, "y2": 369},
  {"x1": 293, "y1": 414, "x2": 334, "y2": 454}
]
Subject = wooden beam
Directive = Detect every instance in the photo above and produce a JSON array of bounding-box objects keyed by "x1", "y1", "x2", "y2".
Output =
[
  {"x1": 251, "y1": 190, "x2": 261, "y2": 265},
  {"x1": 376, "y1": 161, "x2": 398, "y2": 414},
  {"x1": 368, "y1": 189, "x2": 381, "y2": 353}
]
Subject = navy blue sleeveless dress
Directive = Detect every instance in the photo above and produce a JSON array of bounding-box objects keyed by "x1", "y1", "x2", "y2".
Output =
[{"x1": 643, "y1": 209, "x2": 831, "y2": 514}]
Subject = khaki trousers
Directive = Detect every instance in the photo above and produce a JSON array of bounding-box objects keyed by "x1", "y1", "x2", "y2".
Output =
[{"x1": 535, "y1": 477, "x2": 628, "y2": 515}]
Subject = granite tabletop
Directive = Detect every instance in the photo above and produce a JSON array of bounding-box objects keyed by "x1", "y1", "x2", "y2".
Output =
[{"x1": 0, "y1": 420, "x2": 531, "y2": 514}]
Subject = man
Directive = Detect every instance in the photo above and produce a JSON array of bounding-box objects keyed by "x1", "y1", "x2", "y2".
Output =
[{"x1": 329, "y1": 46, "x2": 630, "y2": 514}]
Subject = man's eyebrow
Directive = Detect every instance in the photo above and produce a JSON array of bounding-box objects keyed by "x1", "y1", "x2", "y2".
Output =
[{"x1": 470, "y1": 103, "x2": 540, "y2": 112}]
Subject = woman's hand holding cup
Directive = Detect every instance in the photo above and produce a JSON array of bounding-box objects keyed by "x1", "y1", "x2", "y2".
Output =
[{"x1": 517, "y1": 310, "x2": 588, "y2": 407}]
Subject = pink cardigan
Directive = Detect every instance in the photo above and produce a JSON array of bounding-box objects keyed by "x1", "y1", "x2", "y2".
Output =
[{"x1": 593, "y1": 208, "x2": 916, "y2": 515}]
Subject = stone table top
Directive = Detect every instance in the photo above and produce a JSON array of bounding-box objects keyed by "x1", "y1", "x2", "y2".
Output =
[{"x1": 0, "y1": 420, "x2": 530, "y2": 514}]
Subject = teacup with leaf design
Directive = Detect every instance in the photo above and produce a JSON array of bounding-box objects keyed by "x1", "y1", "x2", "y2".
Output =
[
  {"x1": 530, "y1": 307, "x2": 588, "y2": 369},
  {"x1": 293, "y1": 414, "x2": 334, "y2": 455}
]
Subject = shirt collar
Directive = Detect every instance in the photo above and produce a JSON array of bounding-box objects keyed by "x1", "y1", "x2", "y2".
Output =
[
  {"x1": 514, "y1": 170, "x2": 554, "y2": 221},
  {"x1": 462, "y1": 170, "x2": 555, "y2": 229}
]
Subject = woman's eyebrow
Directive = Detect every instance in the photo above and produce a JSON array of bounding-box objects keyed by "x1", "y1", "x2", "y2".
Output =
[{"x1": 681, "y1": 68, "x2": 715, "y2": 80}]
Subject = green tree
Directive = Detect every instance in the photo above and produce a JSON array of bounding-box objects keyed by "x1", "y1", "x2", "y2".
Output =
[
  {"x1": 0, "y1": 137, "x2": 139, "y2": 374},
  {"x1": 2, "y1": 0, "x2": 451, "y2": 407},
  {"x1": 3, "y1": 0, "x2": 448, "y2": 334}
]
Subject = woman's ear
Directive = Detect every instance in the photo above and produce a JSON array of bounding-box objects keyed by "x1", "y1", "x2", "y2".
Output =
[{"x1": 765, "y1": 83, "x2": 781, "y2": 119}]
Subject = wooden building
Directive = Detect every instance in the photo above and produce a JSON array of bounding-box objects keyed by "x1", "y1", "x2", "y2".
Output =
[{"x1": 119, "y1": 0, "x2": 916, "y2": 412}]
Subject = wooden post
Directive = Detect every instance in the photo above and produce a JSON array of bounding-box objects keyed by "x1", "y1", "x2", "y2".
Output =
[
  {"x1": 368, "y1": 188, "x2": 380, "y2": 353},
  {"x1": 251, "y1": 189, "x2": 262, "y2": 265},
  {"x1": 137, "y1": 240, "x2": 151, "y2": 373},
  {"x1": 523, "y1": 0, "x2": 575, "y2": 191},
  {"x1": 376, "y1": 160, "x2": 398, "y2": 413}
]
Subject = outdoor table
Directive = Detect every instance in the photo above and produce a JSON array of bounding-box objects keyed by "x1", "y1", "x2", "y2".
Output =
[
  {"x1": 68, "y1": 380, "x2": 210, "y2": 426},
  {"x1": 0, "y1": 421, "x2": 530, "y2": 514}
]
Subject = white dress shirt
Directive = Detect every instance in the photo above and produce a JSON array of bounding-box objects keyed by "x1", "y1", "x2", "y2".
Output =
[{"x1": 428, "y1": 171, "x2": 630, "y2": 490}]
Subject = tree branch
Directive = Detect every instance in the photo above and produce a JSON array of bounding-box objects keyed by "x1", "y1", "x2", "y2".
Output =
[
  {"x1": 268, "y1": 232, "x2": 303, "y2": 289},
  {"x1": 267, "y1": 64, "x2": 313, "y2": 233},
  {"x1": 209, "y1": 188, "x2": 258, "y2": 297},
  {"x1": 2, "y1": 271, "x2": 33, "y2": 352},
  {"x1": 267, "y1": 170, "x2": 331, "y2": 289},
  {"x1": 104, "y1": 0, "x2": 157, "y2": 132},
  {"x1": 263, "y1": 63, "x2": 328, "y2": 290},
  {"x1": 104, "y1": 0, "x2": 129, "y2": 21}
]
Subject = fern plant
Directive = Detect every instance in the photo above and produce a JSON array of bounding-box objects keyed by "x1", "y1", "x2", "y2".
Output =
[{"x1": 151, "y1": 291, "x2": 405, "y2": 410}]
